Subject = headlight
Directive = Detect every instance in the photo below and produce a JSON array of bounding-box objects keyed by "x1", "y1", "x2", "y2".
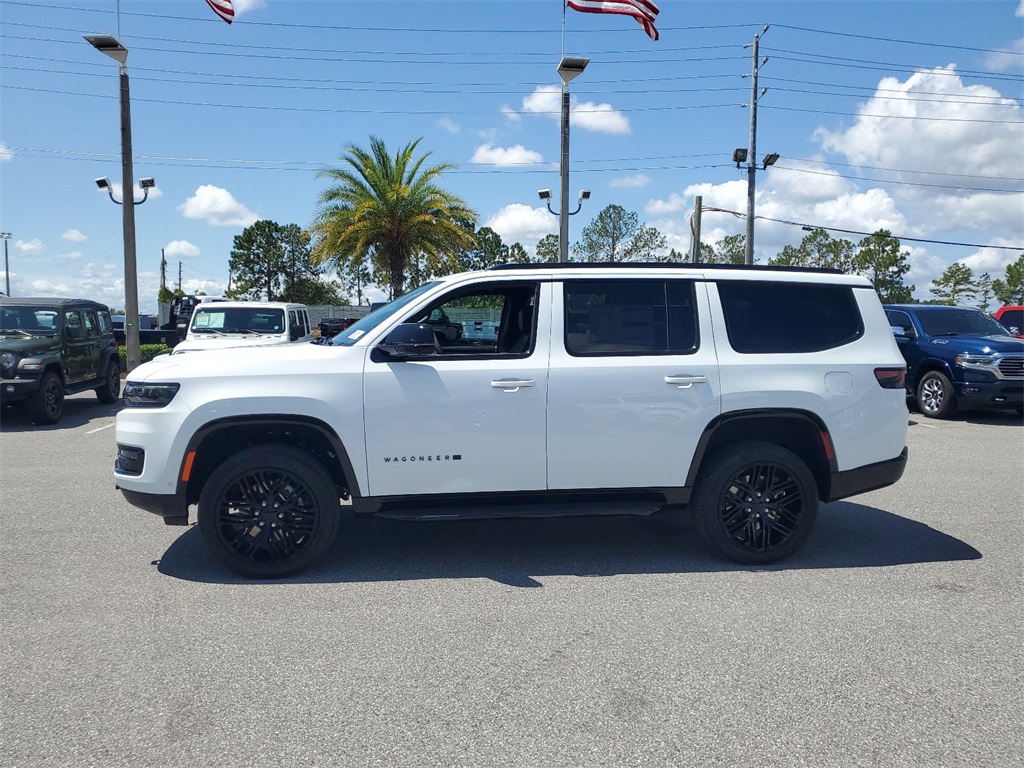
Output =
[
  {"x1": 0, "y1": 352, "x2": 15, "y2": 368},
  {"x1": 956, "y1": 354, "x2": 997, "y2": 368},
  {"x1": 123, "y1": 382, "x2": 180, "y2": 408}
]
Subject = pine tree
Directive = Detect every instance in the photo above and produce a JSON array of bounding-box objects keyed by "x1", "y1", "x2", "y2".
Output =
[{"x1": 929, "y1": 263, "x2": 977, "y2": 306}]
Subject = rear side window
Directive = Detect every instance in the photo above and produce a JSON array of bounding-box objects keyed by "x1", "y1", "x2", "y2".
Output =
[
  {"x1": 718, "y1": 281, "x2": 863, "y2": 354},
  {"x1": 563, "y1": 279, "x2": 698, "y2": 356}
]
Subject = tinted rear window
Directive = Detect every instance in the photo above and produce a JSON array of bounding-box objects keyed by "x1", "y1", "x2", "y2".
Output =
[{"x1": 718, "y1": 281, "x2": 864, "y2": 354}]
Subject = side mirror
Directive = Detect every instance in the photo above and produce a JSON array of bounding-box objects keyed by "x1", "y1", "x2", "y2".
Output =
[
  {"x1": 290, "y1": 325, "x2": 302, "y2": 341},
  {"x1": 66, "y1": 324, "x2": 84, "y2": 340},
  {"x1": 890, "y1": 325, "x2": 905, "y2": 337},
  {"x1": 372, "y1": 323, "x2": 437, "y2": 362}
]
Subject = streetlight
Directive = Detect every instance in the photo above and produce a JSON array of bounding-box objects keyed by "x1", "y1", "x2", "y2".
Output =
[
  {"x1": 95, "y1": 176, "x2": 156, "y2": 205},
  {"x1": 1, "y1": 232, "x2": 11, "y2": 296},
  {"x1": 555, "y1": 56, "x2": 589, "y2": 263},
  {"x1": 84, "y1": 33, "x2": 143, "y2": 372}
]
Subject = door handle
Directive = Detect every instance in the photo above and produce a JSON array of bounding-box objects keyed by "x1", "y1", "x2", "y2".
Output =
[
  {"x1": 491, "y1": 378, "x2": 535, "y2": 392},
  {"x1": 664, "y1": 374, "x2": 708, "y2": 389}
]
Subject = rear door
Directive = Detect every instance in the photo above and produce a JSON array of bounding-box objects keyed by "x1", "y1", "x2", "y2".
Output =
[{"x1": 546, "y1": 277, "x2": 721, "y2": 490}]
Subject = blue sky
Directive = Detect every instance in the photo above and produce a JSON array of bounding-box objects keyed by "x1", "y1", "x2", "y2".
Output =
[{"x1": 1, "y1": 0, "x2": 1022, "y2": 312}]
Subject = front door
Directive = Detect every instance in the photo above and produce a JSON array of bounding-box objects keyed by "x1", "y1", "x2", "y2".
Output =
[{"x1": 362, "y1": 280, "x2": 550, "y2": 497}]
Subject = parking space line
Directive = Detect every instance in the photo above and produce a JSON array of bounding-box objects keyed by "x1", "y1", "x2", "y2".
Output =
[{"x1": 86, "y1": 423, "x2": 115, "y2": 434}]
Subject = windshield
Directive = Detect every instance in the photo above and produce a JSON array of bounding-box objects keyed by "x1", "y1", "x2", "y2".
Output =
[
  {"x1": 191, "y1": 307, "x2": 286, "y2": 335},
  {"x1": 331, "y1": 283, "x2": 439, "y2": 346},
  {"x1": 917, "y1": 308, "x2": 1010, "y2": 337},
  {"x1": 0, "y1": 306, "x2": 60, "y2": 336}
]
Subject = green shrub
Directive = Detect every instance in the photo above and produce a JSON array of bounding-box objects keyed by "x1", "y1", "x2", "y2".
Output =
[{"x1": 118, "y1": 344, "x2": 173, "y2": 367}]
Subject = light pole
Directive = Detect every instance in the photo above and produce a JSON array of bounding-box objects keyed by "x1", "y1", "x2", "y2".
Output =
[
  {"x1": 84, "y1": 33, "x2": 142, "y2": 372},
  {"x1": 1, "y1": 232, "x2": 10, "y2": 296},
  {"x1": 556, "y1": 56, "x2": 589, "y2": 263}
]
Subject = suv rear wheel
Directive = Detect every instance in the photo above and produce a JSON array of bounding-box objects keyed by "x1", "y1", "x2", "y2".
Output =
[
  {"x1": 96, "y1": 360, "x2": 121, "y2": 404},
  {"x1": 694, "y1": 441, "x2": 818, "y2": 564},
  {"x1": 916, "y1": 370, "x2": 958, "y2": 419},
  {"x1": 197, "y1": 444, "x2": 341, "y2": 578}
]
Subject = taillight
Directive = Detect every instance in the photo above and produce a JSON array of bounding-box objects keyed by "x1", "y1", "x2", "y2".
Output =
[{"x1": 874, "y1": 367, "x2": 906, "y2": 389}]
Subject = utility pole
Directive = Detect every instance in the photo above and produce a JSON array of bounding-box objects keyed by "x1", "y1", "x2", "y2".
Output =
[
  {"x1": 178, "y1": 261, "x2": 182, "y2": 292},
  {"x1": 1, "y1": 232, "x2": 11, "y2": 296},
  {"x1": 160, "y1": 249, "x2": 166, "y2": 292},
  {"x1": 690, "y1": 196, "x2": 703, "y2": 263},
  {"x1": 744, "y1": 25, "x2": 769, "y2": 265}
]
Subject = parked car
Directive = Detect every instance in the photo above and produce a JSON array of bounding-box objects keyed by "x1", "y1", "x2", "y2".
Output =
[
  {"x1": 1, "y1": 297, "x2": 120, "y2": 424},
  {"x1": 993, "y1": 305, "x2": 1024, "y2": 338},
  {"x1": 171, "y1": 302, "x2": 312, "y2": 355},
  {"x1": 884, "y1": 303, "x2": 1024, "y2": 419},
  {"x1": 116, "y1": 263, "x2": 909, "y2": 578},
  {"x1": 316, "y1": 317, "x2": 359, "y2": 340}
]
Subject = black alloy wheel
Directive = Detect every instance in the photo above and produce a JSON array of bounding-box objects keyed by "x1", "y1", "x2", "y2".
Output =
[
  {"x1": 694, "y1": 441, "x2": 818, "y2": 564},
  {"x1": 198, "y1": 445, "x2": 340, "y2": 578},
  {"x1": 96, "y1": 361, "x2": 121, "y2": 404},
  {"x1": 28, "y1": 371, "x2": 65, "y2": 425},
  {"x1": 916, "y1": 370, "x2": 958, "y2": 420}
]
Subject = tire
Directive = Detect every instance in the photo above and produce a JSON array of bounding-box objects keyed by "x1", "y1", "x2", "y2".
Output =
[
  {"x1": 916, "y1": 371, "x2": 958, "y2": 420},
  {"x1": 27, "y1": 371, "x2": 65, "y2": 425},
  {"x1": 96, "y1": 361, "x2": 121, "y2": 404},
  {"x1": 198, "y1": 444, "x2": 341, "y2": 578},
  {"x1": 693, "y1": 441, "x2": 819, "y2": 565}
]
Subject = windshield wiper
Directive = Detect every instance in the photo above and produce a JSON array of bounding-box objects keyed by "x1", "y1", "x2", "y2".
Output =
[
  {"x1": 193, "y1": 328, "x2": 228, "y2": 336},
  {"x1": 0, "y1": 328, "x2": 33, "y2": 337},
  {"x1": 932, "y1": 332, "x2": 960, "y2": 337}
]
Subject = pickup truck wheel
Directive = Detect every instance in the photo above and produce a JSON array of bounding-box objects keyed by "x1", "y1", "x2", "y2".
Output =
[
  {"x1": 95, "y1": 361, "x2": 121, "y2": 404},
  {"x1": 694, "y1": 441, "x2": 818, "y2": 565},
  {"x1": 916, "y1": 371, "x2": 958, "y2": 419},
  {"x1": 198, "y1": 445, "x2": 340, "y2": 578},
  {"x1": 28, "y1": 371, "x2": 65, "y2": 425}
]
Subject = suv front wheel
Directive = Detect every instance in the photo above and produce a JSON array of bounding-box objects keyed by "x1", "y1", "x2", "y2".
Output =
[
  {"x1": 28, "y1": 371, "x2": 65, "y2": 425},
  {"x1": 197, "y1": 444, "x2": 341, "y2": 578},
  {"x1": 694, "y1": 441, "x2": 818, "y2": 564}
]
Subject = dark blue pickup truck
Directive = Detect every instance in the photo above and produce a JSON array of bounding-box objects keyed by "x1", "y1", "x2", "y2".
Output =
[{"x1": 884, "y1": 304, "x2": 1024, "y2": 419}]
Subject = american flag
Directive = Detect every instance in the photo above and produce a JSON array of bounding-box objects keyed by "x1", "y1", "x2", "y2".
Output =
[
  {"x1": 204, "y1": 0, "x2": 234, "y2": 25},
  {"x1": 567, "y1": 1, "x2": 660, "y2": 41}
]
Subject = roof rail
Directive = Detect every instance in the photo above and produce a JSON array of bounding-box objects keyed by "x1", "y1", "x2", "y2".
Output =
[{"x1": 487, "y1": 262, "x2": 844, "y2": 275}]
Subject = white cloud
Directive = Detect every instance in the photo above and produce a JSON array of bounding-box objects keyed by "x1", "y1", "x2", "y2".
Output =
[
  {"x1": 15, "y1": 238, "x2": 44, "y2": 254},
  {"x1": 164, "y1": 240, "x2": 201, "y2": 259},
  {"x1": 610, "y1": 173, "x2": 651, "y2": 189},
  {"x1": 178, "y1": 185, "x2": 258, "y2": 227},
  {"x1": 437, "y1": 116, "x2": 460, "y2": 134},
  {"x1": 470, "y1": 144, "x2": 543, "y2": 166},
  {"x1": 500, "y1": 105, "x2": 521, "y2": 123},
  {"x1": 483, "y1": 204, "x2": 556, "y2": 246},
  {"x1": 62, "y1": 229, "x2": 87, "y2": 243},
  {"x1": 232, "y1": 0, "x2": 265, "y2": 15},
  {"x1": 1018, "y1": 1, "x2": 1024, "y2": 17},
  {"x1": 518, "y1": 85, "x2": 630, "y2": 135},
  {"x1": 960, "y1": 238, "x2": 1024, "y2": 274},
  {"x1": 0, "y1": 142, "x2": 12, "y2": 162},
  {"x1": 58, "y1": 251, "x2": 82, "y2": 260},
  {"x1": 986, "y1": 37, "x2": 1024, "y2": 71},
  {"x1": 814, "y1": 66, "x2": 1023, "y2": 236}
]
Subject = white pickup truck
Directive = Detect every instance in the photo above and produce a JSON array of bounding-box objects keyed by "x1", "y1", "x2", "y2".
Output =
[{"x1": 171, "y1": 301, "x2": 311, "y2": 354}]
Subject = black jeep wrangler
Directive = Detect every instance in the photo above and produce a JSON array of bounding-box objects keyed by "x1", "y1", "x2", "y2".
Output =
[{"x1": 0, "y1": 297, "x2": 121, "y2": 424}]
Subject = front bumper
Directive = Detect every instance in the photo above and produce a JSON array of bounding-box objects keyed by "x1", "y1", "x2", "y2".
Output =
[
  {"x1": 828, "y1": 447, "x2": 908, "y2": 502},
  {"x1": 116, "y1": 486, "x2": 190, "y2": 526},
  {"x1": 0, "y1": 375, "x2": 42, "y2": 404},
  {"x1": 952, "y1": 379, "x2": 1023, "y2": 409}
]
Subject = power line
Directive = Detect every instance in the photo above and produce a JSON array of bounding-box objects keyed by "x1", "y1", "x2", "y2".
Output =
[
  {"x1": 772, "y1": 23, "x2": 1024, "y2": 57},
  {"x1": 771, "y1": 164, "x2": 1022, "y2": 194}
]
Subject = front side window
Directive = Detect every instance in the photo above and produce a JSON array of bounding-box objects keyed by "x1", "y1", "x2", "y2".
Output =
[
  {"x1": 64, "y1": 310, "x2": 83, "y2": 336},
  {"x1": 405, "y1": 282, "x2": 538, "y2": 356},
  {"x1": 563, "y1": 279, "x2": 698, "y2": 356},
  {"x1": 885, "y1": 310, "x2": 916, "y2": 337},
  {"x1": 718, "y1": 281, "x2": 863, "y2": 354}
]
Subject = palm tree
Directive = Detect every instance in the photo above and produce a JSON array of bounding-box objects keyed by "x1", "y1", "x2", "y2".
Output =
[{"x1": 311, "y1": 137, "x2": 477, "y2": 298}]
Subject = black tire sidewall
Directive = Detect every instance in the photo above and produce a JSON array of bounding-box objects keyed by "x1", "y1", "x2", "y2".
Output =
[
  {"x1": 917, "y1": 371, "x2": 957, "y2": 419},
  {"x1": 96, "y1": 362, "x2": 121, "y2": 404},
  {"x1": 29, "y1": 371, "x2": 64, "y2": 425},
  {"x1": 694, "y1": 441, "x2": 819, "y2": 565},
  {"x1": 197, "y1": 444, "x2": 340, "y2": 578}
]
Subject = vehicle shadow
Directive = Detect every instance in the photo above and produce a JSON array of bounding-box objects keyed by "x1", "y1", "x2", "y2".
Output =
[
  {"x1": 0, "y1": 395, "x2": 121, "y2": 432},
  {"x1": 156, "y1": 501, "x2": 982, "y2": 586}
]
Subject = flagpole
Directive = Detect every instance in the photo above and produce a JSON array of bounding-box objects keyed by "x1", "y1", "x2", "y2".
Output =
[
  {"x1": 561, "y1": 0, "x2": 566, "y2": 58},
  {"x1": 116, "y1": 0, "x2": 120, "y2": 38}
]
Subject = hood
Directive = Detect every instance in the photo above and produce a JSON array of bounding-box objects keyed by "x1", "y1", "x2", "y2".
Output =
[
  {"x1": 130, "y1": 339, "x2": 360, "y2": 383},
  {"x1": 928, "y1": 334, "x2": 1024, "y2": 355},
  {"x1": 172, "y1": 333, "x2": 290, "y2": 354},
  {"x1": 0, "y1": 332, "x2": 60, "y2": 357}
]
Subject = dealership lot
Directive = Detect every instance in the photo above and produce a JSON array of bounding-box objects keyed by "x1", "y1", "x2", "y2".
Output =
[{"x1": 1, "y1": 394, "x2": 1022, "y2": 767}]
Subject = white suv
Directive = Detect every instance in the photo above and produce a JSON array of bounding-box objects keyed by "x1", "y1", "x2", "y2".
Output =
[
  {"x1": 171, "y1": 301, "x2": 311, "y2": 354},
  {"x1": 115, "y1": 264, "x2": 908, "y2": 577}
]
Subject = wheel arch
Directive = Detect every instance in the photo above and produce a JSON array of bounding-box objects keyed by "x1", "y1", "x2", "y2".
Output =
[
  {"x1": 685, "y1": 409, "x2": 836, "y2": 502},
  {"x1": 910, "y1": 358, "x2": 954, "y2": 391},
  {"x1": 179, "y1": 415, "x2": 360, "y2": 506}
]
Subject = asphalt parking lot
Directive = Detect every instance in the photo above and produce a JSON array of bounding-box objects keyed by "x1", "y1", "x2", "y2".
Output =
[{"x1": 1, "y1": 394, "x2": 1022, "y2": 767}]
